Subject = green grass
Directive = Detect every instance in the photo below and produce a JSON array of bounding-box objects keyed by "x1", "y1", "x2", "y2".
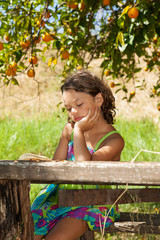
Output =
[
  {"x1": 0, "y1": 112, "x2": 66, "y2": 160},
  {"x1": 0, "y1": 114, "x2": 159, "y2": 161},
  {"x1": 115, "y1": 118, "x2": 160, "y2": 162}
]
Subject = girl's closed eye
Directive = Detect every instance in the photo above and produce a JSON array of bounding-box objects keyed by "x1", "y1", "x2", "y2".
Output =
[{"x1": 77, "y1": 103, "x2": 83, "y2": 107}]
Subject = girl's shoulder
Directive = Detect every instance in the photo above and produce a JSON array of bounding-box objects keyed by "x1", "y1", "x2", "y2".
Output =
[
  {"x1": 102, "y1": 127, "x2": 125, "y2": 149},
  {"x1": 97, "y1": 124, "x2": 124, "y2": 148},
  {"x1": 62, "y1": 122, "x2": 74, "y2": 141}
]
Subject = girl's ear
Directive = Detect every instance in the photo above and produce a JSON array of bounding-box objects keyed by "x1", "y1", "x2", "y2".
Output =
[{"x1": 94, "y1": 93, "x2": 103, "y2": 107}]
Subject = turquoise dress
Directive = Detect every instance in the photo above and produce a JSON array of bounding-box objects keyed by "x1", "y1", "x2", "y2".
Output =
[{"x1": 31, "y1": 130, "x2": 120, "y2": 235}]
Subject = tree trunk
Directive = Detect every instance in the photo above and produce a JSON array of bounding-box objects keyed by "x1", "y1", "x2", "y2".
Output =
[{"x1": 0, "y1": 180, "x2": 34, "y2": 240}]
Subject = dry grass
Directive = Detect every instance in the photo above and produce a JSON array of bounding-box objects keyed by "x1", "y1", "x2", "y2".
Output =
[{"x1": 0, "y1": 56, "x2": 159, "y2": 128}]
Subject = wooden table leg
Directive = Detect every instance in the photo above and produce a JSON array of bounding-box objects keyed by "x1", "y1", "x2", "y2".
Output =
[{"x1": 0, "y1": 180, "x2": 34, "y2": 240}]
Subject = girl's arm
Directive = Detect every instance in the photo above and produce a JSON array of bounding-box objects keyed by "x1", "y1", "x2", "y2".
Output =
[
  {"x1": 73, "y1": 126, "x2": 92, "y2": 161},
  {"x1": 74, "y1": 127, "x2": 124, "y2": 162},
  {"x1": 52, "y1": 123, "x2": 72, "y2": 160},
  {"x1": 91, "y1": 135, "x2": 124, "y2": 161},
  {"x1": 73, "y1": 108, "x2": 99, "y2": 161}
]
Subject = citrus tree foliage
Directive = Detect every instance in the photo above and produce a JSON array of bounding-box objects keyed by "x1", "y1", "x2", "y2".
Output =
[{"x1": 0, "y1": 0, "x2": 160, "y2": 107}]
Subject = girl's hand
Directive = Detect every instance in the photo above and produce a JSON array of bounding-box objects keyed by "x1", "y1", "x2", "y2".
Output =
[{"x1": 74, "y1": 107, "x2": 101, "y2": 133}]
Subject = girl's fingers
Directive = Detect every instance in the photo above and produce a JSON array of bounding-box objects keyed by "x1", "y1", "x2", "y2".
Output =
[
  {"x1": 84, "y1": 109, "x2": 92, "y2": 121},
  {"x1": 89, "y1": 107, "x2": 100, "y2": 123}
]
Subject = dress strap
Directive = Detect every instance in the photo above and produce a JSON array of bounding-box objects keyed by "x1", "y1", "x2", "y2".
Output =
[{"x1": 94, "y1": 130, "x2": 119, "y2": 151}]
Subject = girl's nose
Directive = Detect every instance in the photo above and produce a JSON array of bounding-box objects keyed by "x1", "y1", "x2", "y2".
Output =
[{"x1": 71, "y1": 108, "x2": 77, "y2": 114}]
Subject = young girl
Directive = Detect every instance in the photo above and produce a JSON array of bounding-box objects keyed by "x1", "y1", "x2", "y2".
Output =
[{"x1": 31, "y1": 70, "x2": 125, "y2": 240}]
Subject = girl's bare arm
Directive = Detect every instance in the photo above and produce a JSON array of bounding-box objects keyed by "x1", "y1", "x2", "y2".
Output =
[
  {"x1": 52, "y1": 123, "x2": 71, "y2": 160},
  {"x1": 91, "y1": 135, "x2": 125, "y2": 161}
]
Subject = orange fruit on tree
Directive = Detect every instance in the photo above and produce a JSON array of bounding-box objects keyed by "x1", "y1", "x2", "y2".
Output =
[
  {"x1": 128, "y1": 7, "x2": 139, "y2": 19},
  {"x1": 27, "y1": 69, "x2": 35, "y2": 78},
  {"x1": 20, "y1": 39, "x2": 30, "y2": 49},
  {"x1": 157, "y1": 51, "x2": 160, "y2": 57},
  {"x1": 152, "y1": 88, "x2": 156, "y2": 94},
  {"x1": 0, "y1": 41, "x2": 3, "y2": 50},
  {"x1": 110, "y1": 82, "x2": 115, "y2": 88},
  {"x1": 103, "y1": 0, "x2": 110, "y2": 6},
  {"x1": 11, "y1": 61, "x2": 17, "y2": 71},
  {"x1": 6, "y1": 65, "x2": 16, "y2": 76},
  {"x1": 25, "y1": 39, "x2": 30, "y2": 48},
  {"x1": 20, "y1": 41, "x2": 26, "y2": 49},
  {"x1": 4, "y1": 35, "x2": 9, "y2": 41},
  {"x1": 144, "y1": 67, "x2": 148, "y2": 71},
  {"x1": 42, "y1": 32, "x2": 52, "y2": 42},
  {"x1": 6, "y1": 67, "x2": 13, "y2": 76},
  {"x1": 107, "y1": 17, "x2": 112, "y2": 22},
  {"x1": 61, "y1": 50, "x2": 70, "y2": 60},
  {"x1": 29, "y1": 56, "x2": 38, "y2": 65}
]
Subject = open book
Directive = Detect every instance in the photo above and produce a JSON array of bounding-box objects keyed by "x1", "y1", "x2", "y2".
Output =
[{"x1": 18, "y1": 153, "x2": 52, "y2": 162}]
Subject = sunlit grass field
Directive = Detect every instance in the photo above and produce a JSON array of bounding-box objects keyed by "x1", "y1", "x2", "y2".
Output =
[
  {"x1": 0, "y1": 113, "x2": 159, "y2": 162},
  {"x1": 0, "y1": 113, "x2": 160, "y2": 239}
]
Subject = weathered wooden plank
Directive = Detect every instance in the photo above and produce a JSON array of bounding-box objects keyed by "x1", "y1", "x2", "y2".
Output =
[
  {"x1": 0, "y1": 180, "x2": 34, "y2": 240},
  {"x1": 105, "y1": 212, "x2": 160, "y2": 235},
  {"x1": 0, "y1": 161, "x2": 160, "y2": 185},
  {"x1": 58, "y1": 188, "x2": 160, "y2": 207},
  {"x1": 81, "y1": 213, "x2": 160, "y2": 236}
]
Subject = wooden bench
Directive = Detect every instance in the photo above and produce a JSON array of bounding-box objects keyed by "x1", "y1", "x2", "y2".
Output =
[{"x1": 0, "y1": 160, "x2": 160, "y2": 239}]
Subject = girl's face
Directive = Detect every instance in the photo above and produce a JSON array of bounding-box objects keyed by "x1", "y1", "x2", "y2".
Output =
[{"x1": 62, "y1": 89, "x2": 98, "y2": 122}]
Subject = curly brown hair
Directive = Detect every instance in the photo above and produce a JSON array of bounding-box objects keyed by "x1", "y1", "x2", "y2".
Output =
[{"x1": 61, "y1": 70, "x2": 116, "y2": 124}]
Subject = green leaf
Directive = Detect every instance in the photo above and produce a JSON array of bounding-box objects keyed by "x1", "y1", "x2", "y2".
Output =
[
  {"x1": 11, "y1": 78, "x2": 19, "y2": 85},
  {"x1": 119, "y1": 5, "x2": 130, "y2": 18},
  {"x1": 13, "y1": 50, "x2": 23, "y2": 62},
  {"x1": 116, "y1": 32, "x2": 124, "y2": 48},
  {"x1": 117, "y1": 17, "x2": 125, "y2": 29},
  {"x1": 56, "y1": 40, "x2": 61, "y2": 50},
  {"x1": 122, "y1": 85, "x2": 128, "y2": 93},
  {"x1": 18, "y1": 62, "x2": 26, "y2": 70}
]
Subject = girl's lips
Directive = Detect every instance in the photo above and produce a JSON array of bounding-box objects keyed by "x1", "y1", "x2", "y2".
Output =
[{"x1": 74, "y1": 117, "x2": 83, "y2": 121}]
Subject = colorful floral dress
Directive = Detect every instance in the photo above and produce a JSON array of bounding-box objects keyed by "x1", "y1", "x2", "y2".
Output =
[{"x1": 31, "y1": 130, "x2": 120, "y2": 235}]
